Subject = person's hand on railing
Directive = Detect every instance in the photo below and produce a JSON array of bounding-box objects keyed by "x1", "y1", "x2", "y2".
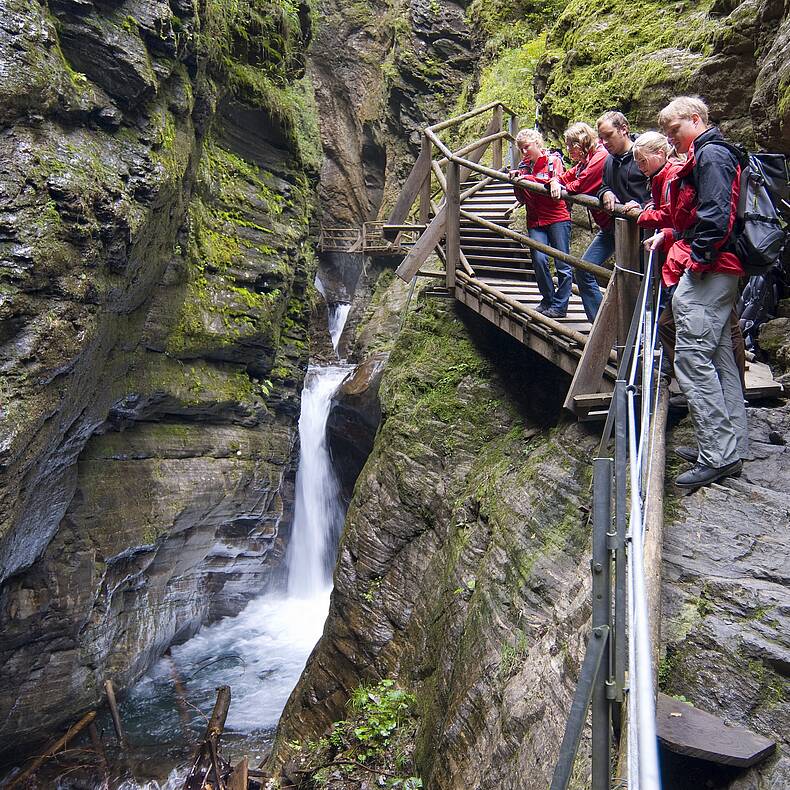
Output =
[
  {"x1": 643, "y1": 231, "x2": 665, "y2": 252},
  {"x1": 507, "y1": 169, "x2": 521, "y2": 181},
  {"x1": 549, "y1": 178, "x2": 562, "y2": 200},
  {"x1": 601, "y1": 190, "x2": 616, "y2": 213},
  {"x1": 622, "y1": 200, "x2": 644, "y2": 219}
]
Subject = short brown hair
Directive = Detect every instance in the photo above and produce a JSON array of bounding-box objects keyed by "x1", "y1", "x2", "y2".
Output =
[
  {"x1": 564, "y1": 122, "x2": 598, "y2": 154},
  {"x1": 596, "y1": 111, "x2": 629, "y2": 132},
  {"x1": 658, "y1": 96, "x2": 710, "y2": 130}
]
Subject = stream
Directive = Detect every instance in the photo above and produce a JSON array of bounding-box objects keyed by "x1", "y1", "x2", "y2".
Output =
[{"x1": 103, "y1": 298, "x2": 353, "y2": 789}]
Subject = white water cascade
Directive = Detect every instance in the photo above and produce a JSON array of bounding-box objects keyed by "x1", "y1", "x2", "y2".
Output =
[{"x1": 109, "y1": 298, "x2": 352, "y2": 789}]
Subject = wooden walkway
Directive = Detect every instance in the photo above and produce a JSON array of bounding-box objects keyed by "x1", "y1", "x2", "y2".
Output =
[{"x1": 368, "y1": 101, "x2": 783, "y2": 419}]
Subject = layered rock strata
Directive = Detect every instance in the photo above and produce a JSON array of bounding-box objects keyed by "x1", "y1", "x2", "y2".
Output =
[{"x1": 0, "y1": 0, "x2": 316, "y2": 757}]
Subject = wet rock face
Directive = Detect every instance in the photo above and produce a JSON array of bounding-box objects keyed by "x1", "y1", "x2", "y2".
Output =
[
  {"x1": 0, "y1": 0, "x2": 314, "y2": 757},
  {"x1": 326, "y1": 352, "x2": 387, "y2": 500},
  {"x1": 308, "y1": 0, "x2": 474, "y2": 229},
  {"x1": 271, "y1": 297, "x2": 597, "y2": 788},
  {"x1": 662, "y1": 405, "x2": 790, "y2": 788}
]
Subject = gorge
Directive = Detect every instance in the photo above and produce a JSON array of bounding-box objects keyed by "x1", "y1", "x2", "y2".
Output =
[{"x1": 0, "y1": 0, "x2": 788, "y2": 787}]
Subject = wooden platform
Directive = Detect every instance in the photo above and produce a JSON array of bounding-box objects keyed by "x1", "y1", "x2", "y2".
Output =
[{"x1": 656, "y1": 693, "x2": 776, "y2": 767}]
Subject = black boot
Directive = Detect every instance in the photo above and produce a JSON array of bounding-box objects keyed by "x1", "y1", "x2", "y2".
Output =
[{"x1": 675, "y1": 459, "x2": 743, "y2": 489}]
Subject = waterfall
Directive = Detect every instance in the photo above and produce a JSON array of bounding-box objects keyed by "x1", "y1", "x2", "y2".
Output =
[
  {"x1": 328, "y1": 303, "x2": 351, "y2": 355},
  {"x1": 109, "y1": 300, "x2": 353, "y2": 784},
  {"x1": 285, "y1": 364, "x2": 348, "y2": 597}
]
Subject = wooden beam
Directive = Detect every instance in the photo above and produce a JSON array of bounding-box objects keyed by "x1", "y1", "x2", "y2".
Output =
[
  {"x1": 395, "y1": 207, "x2": 447, "y2": 281},
  {"x1": 446, "y1": 160, "x2": 460, "y2": 289},
  {"x1": 509, "y1": 114, "x2": 519, "y2": 168},
  {"x1": 492, "y1": 104, "x2": 504, "y2": 169},
  {"x1": 419, "y1": 135, "x2": 432, "y2": 225},
  {"x1": 645, "y1": 384, "x2": 669, "y2": 679},
  {"x1": 614, "y1": 218, "x2": 642, "y2": 355},
  {"x1": 388, "y1": 140, "x2": 432, "y2": 226},
  {"x1": 563, "y1": 272, "x2": 620, "y2": 412}
]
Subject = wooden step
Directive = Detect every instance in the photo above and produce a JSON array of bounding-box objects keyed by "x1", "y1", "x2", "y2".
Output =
[
  {"x1": 461, "y1": 245, "x2": 531, "y2": 255},
  {"x1": 466, "y1": 254, "x2": 533, "y2": 264}
]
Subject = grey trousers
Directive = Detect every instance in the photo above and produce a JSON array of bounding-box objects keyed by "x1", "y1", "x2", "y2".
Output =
[{"x1": 672, "y1": 270, "x2": 749, "y2": 468}]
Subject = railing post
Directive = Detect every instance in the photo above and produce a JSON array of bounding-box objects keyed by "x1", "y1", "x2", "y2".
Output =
[
  {"x1": 446, "y1": 159, "x2": 460, "y2": 290},
  {"x1": 612, "y1": 380, "x2": 628, "y2": 706},
  {"x1": 509, "y1": 114, "x2": 519, "y2": 169},
  {"x1": 492, "y1": 104, "x2": 503, "y2": 170},
  {"x1": 420, "y1": 134, "x2": 432, "y2": 225},
  {"x1": 592, "y1": 457, "x2": 613, "y2": 790},
  {"x1": 614, "y1": 218, "x2": 641, "y2": 360}
]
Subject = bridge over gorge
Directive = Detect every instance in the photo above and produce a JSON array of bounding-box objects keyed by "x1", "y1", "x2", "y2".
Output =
[
  {"x1": 320, "y1": 101, "x2": 781, "y2": 420},
  {"x1": 324, "y1": 101, "x2": 782, "y2": 788}
]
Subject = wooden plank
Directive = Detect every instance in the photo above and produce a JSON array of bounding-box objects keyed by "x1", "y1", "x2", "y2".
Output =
[
  {"x1": 563, "y1": 272, "x2": 620, "y2": 413},
  {"x1": 388, "y1": 141, "x2": 432, "y2": 226},
  {"x1": 744, "y1": 359, "x2": 784, "y2": 399},
  {"x1": 446, "y1": 161, "x2": 460, "y2": 289},
  {"x1": 614, "y1": 217, "x2": 642, "y2": 352},
  {"x1": 492, "y1": 104, "x2": 503, "y2": 169},
  {"x1": 227, "y1": 756, "x2": 249, "y2": 790},
  {"x1": 656, "y1": 693, "x2": 776, "y2": 767},
  {"x1": 396, "y1": 206, "x2": 446, "y2": 282}
]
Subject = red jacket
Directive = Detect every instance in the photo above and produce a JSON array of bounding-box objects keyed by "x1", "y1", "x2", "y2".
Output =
[
  {"x1": 657, "y1": 130, "x2": 745, "y2": 287},
  {"x1": 513, "y1": 150, "x2": 571, "y2": 228},
  {"x1": 557, "y1": 143, "x2": 611, "y2": 229},
  {"x1": 637, "y1": 160, "x2": 683, "y2": 230}
]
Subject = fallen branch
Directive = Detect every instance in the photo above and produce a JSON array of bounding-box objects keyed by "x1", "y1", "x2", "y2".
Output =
[
  {"x1": 7, "y1": 712, "x2": 97, "y2": 789},
  {"x1": 181, "y1": 686, "x2": 232, "y2": 790}
]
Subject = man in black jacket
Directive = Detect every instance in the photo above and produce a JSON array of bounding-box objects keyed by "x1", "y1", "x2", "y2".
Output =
[{"x1": 596, "y1": 111, "x2": 651, "y2": 211}]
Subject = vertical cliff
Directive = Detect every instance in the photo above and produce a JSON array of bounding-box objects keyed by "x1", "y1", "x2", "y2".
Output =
[{"x1": 0, "y1": 0, "x2": 318, "y2": 757}]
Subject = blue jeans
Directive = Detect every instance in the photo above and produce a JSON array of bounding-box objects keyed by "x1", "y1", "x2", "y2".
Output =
[
  {"x1": 577, "y1": 228, "x2": 615, "y2": 322},
  {"x1": 528, "y1": 221, "x2": 572, "y2": 313}
]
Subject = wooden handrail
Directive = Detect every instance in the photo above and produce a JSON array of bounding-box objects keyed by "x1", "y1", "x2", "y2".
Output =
[
  {"x1": 427, "y1": 101, "x2": 517, "y2": 134},
  {"x1": 437, "y1": 131, "x2": 512, "y2": 166},
  {"x1": 459, "y1": 208, "x2": 612, "y2": 282}
]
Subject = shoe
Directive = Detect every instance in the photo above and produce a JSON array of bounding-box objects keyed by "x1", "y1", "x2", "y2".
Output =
[
  {"x1": 543, "y1": 307, "x2": 567, "y2": 319},
  {"x1": 675, "y1": 459, "x2": 743, "y2": 489},
  {"x1": 674, "y1": 446, "x2": 698, "y2": 463},
  {"x1": 669, "y1": 393, "x2": 688, "y2": 412},
  {"x1": 534, "y1": 301, "x2": 551, "y2": 314}
]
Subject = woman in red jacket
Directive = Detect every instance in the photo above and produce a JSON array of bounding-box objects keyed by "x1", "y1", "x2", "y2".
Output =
[
  {"x1": 508, "y1": 129, "x2": 572, "y2": 318},
  {"x1": 548, "y1": 122, "x2": 610, "y2": 321}
]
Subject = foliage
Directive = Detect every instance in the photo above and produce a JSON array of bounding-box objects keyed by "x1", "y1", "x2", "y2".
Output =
[{"x1": 293, "y1": 680, "x2": 423, "y2": 789}]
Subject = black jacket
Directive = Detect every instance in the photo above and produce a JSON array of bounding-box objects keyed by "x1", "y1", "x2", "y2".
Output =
[
  {"x1": 598, "y1": 146, "x2": 651, "y2": 206},
  {"x1": 686, "y1": 126, "x2": 741, "y2": 266}
]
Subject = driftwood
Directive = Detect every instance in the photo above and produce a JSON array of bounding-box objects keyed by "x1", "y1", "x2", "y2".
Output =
[
  {"x1": 182, "y1": 686, "x2": 232, "y2": 790},
  {"x1": 104, "y1": 679, "x2": 126, "y2": 748},
  {"x1": 7, "y1": 712, "x2": 97, "y2": 789}
]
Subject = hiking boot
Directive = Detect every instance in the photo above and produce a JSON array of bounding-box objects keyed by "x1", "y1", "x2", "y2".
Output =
[
  {"x1": 674, "y1": 446, "x2": 698, "y2": 463},
  {"x1": 669, "y1": 393, "x2": 688, "y2": 412},
  {"x1": 535, "y1": 301, "x2": 551, "y2": 314},
  {"x1": 675, "y1": 459, "x2": 743, "y2": 489},
  {"x1": 543, "y1": 307, "x2": 567, "y2": 319}
]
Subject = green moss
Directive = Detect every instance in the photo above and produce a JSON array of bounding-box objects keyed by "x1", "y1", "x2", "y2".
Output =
[
  {"x1": 540, "y1": 0, "x2": 718, "y2": 126},
  {"x1": 747, "y1": 659, "x2": 787, "y2": 709}
]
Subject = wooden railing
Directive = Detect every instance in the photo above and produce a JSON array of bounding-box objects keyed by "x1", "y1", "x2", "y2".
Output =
[{"x1": 387, "y1": 101, "x2": 645, "y2": 411}]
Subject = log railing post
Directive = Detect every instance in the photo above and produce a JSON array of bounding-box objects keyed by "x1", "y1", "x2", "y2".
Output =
[
  {"x1": 419, "y1": 134, "x2": 432, "y2": 224},
  {"x1": 446, "y1": 159, "x2": 460, "y2": 290},
  {"x1": 509, "y1": 114, "x2": 519, "y2": 169},
  {"x1": 614, "y1": 218, "x2": 642, "y2": 359},
  {"x1": 492, "y1": 104, "x2": 503, "y2": 170}
]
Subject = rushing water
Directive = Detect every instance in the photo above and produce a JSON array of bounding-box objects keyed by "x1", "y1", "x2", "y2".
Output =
[{"x1": 104, "y1": 299, "x2": 352, "y2": 788}]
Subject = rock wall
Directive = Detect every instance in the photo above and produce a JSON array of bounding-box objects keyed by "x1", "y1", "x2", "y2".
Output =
[
  {"x1": 0, "y1": 0, "x2": 317, "y2": 758},
  {"x1": 270, "y1": 288, "x2": 601, "y2": 789}
]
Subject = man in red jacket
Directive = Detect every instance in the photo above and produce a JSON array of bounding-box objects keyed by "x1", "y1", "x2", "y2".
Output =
[{"x1": 647, "y1": 96, "x2": 748, "y2": 488}]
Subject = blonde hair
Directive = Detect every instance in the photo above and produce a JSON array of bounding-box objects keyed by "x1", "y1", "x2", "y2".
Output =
[
  {"x1": 596, "y1": 111, "x2": 629, "y2": 132},
  {"x1": 632, "y1": 131, "x2": 671, "y2": 158},
  {"x1": 658, "y1": 96, "x2": 710, "y2": 130},
  {"x1": 564, "y1": 122, "x2": 598, "y2": 154},
  {"x1": 515, "y1": 128, "x2": 544, "y2": 148}
]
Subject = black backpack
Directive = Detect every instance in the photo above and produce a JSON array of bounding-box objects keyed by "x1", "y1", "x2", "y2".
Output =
[{"x1": 696, "y1": 141, "x2": 789, "y2": 275}]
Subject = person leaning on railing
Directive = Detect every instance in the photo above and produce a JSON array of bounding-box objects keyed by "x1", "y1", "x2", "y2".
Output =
[
  {"x1": 505, "y1": 128, "x2": 573, "y2": 319},
  {"x1": 644, "y1": 96, "x2": 749, "y2": 489},
  {"x1": 630, "y1": 131, "x2": 747, "y2": 394},
  {"x1": 548, "y1": 121, "x2": 612, "y2": 322}
]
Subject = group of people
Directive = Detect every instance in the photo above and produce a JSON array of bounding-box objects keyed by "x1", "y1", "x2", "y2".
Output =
[{"x1": 507, "y1": 96, "x2": 749, "y2": 489}]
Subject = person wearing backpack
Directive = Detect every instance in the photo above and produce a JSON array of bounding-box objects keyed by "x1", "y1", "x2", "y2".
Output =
[{"x1": 646, "y1": 96, "x2": 748, "y2": 489}]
